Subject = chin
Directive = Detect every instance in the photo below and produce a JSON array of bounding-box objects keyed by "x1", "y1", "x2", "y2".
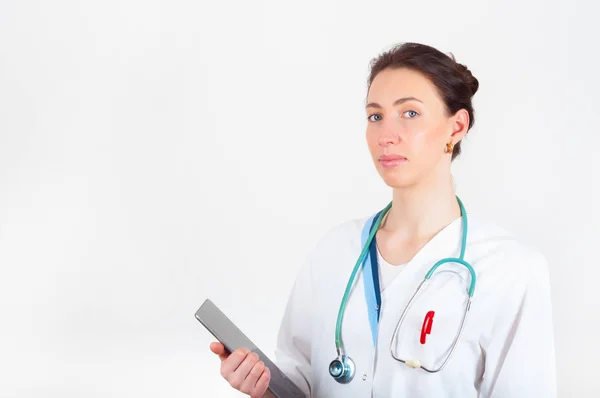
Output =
[{"x1": 378, "y1": 171, "x2": 418, "y2": 189}]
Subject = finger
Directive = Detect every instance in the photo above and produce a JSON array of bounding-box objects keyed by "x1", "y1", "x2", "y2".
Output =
[
  {"x1": 250, "y1": 366, "x2": 270, "y2": 398},
  {"x1": 239, "y1": 359, "x2": 265, "y2": 393},
  {"x1": 209, "y1": 342, "x2": 229, "y2": 361},
  {"x1": 228, "y1": 351, "x2": 260, "y2": 390},
  {"x1": 221, "y1": 348, "x2": 250, "y2": 379}
]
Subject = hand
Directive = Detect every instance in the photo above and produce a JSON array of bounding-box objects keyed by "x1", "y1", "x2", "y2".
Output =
[{"x1": 210, "y1": 342, "x2": 271, "y2": 398}]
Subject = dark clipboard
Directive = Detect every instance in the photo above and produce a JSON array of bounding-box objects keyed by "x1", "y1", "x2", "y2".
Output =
[{"x1": 195, "y1": 299, "x2": 307, "y2": 398}]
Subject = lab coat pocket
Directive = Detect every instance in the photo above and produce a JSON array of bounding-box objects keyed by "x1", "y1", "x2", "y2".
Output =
[{"x1": 390, "y1": 266, "x2": 473, "y2": 371}]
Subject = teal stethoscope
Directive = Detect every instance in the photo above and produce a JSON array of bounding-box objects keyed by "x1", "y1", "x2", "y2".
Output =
[{"x1": 328, "y1": 196, "x2": 476, "y2": 383}]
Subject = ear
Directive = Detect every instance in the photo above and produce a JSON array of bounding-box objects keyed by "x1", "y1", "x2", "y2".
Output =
[{"x1": 448, "y1": 109, "x2": 470, "y2": 144}]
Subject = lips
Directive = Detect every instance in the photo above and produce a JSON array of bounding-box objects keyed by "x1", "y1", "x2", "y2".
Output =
[{"x1": 379, "y1": 154, "x2": 407, "y2": 168}]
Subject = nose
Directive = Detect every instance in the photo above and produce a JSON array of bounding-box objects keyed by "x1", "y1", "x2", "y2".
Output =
[{"x1": 377, "y1": 124, "x2": 400, "y2": 147}]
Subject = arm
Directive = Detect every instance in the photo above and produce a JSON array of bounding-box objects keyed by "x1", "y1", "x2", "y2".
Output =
[
  {"x1": 272, "y1": 256, "x2": 315, "y2": 397},
  {"x1": 479, "y1": 252, "x2": 557, "y2": 397}
]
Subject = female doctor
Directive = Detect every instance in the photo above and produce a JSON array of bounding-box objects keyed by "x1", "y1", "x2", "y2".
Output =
[{"x1": 209, "y1": 42, "x2": 557, "y2": 397}]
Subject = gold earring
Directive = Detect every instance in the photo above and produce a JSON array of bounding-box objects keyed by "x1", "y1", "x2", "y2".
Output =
[{"x1": 445, "y1": 142, "x2": 454, "y2": 154}]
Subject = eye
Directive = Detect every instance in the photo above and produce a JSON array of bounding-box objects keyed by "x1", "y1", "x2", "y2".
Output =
[
  {"x1": 403, "y1": 110, "x2": 419, "y2": 118},
  {"x1": 367, "y1": 114, "x2": 382, "y2": 122}
]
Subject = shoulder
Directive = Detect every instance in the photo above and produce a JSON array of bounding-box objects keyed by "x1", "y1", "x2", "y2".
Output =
[
  {"x1": 308, "y1": 212, "x2": 374, "y2": 255},
  {"x1": 465, "y1": 213, "x2": 550, "y2": 286},
  {"x1": 299, "y1": 212, "x2": 375, "y2": 277}
]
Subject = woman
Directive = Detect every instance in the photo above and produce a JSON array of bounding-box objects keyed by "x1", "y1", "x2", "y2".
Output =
[{"x1": 209, "y1": 42, "x2": 556, "y2": 397}]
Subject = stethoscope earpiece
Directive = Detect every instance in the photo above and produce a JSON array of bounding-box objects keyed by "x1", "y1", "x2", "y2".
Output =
[{"x1": 328, "y1": 355, "x2": 355, "y2": 383}]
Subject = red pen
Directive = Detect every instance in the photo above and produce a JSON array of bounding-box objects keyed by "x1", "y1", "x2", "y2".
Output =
[{"x1": 420, "y1": 311, "x2": 435, "y2": 344}]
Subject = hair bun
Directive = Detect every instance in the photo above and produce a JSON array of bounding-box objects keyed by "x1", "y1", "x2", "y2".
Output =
[{"x1": 455, "y1": 62, "x2": 479, "y2": 96}]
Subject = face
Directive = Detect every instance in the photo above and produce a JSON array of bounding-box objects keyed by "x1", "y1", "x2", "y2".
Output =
[{"x1": 365, "y1": 67, "x2": 468, "y2": 189}]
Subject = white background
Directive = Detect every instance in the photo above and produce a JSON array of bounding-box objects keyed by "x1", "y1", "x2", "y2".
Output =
[{"x1": 0, "y1": 0, "x2": 598, "y2": 397}]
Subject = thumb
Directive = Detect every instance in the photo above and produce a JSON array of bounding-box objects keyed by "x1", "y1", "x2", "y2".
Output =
[{"x1": 209, "y1": 342, "x2": 229, "y2": 361}]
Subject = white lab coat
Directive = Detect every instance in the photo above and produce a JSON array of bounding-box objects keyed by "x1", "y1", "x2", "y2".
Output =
[{"x1": 273, "y1": 212, "x2": 556, "y2": 397}]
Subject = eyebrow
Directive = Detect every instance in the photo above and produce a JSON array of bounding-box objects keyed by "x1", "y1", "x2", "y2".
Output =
[{"x1": 365, "y1": 96, "x2": 423, "y2": 109}]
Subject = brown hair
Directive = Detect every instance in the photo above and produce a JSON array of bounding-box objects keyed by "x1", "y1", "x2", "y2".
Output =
[{"x1": 367, "y1": 42, "x2": 479, "y2": 160}]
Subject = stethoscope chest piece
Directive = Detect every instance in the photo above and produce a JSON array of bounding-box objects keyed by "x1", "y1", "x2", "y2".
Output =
[{"x1": 328, "y1": 355, "x2": 355, "y2": 383}]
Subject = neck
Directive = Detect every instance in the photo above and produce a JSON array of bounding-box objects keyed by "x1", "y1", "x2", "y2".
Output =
[{"x1": 382, "y1": 170, "x2": 461, "y2": 241}]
